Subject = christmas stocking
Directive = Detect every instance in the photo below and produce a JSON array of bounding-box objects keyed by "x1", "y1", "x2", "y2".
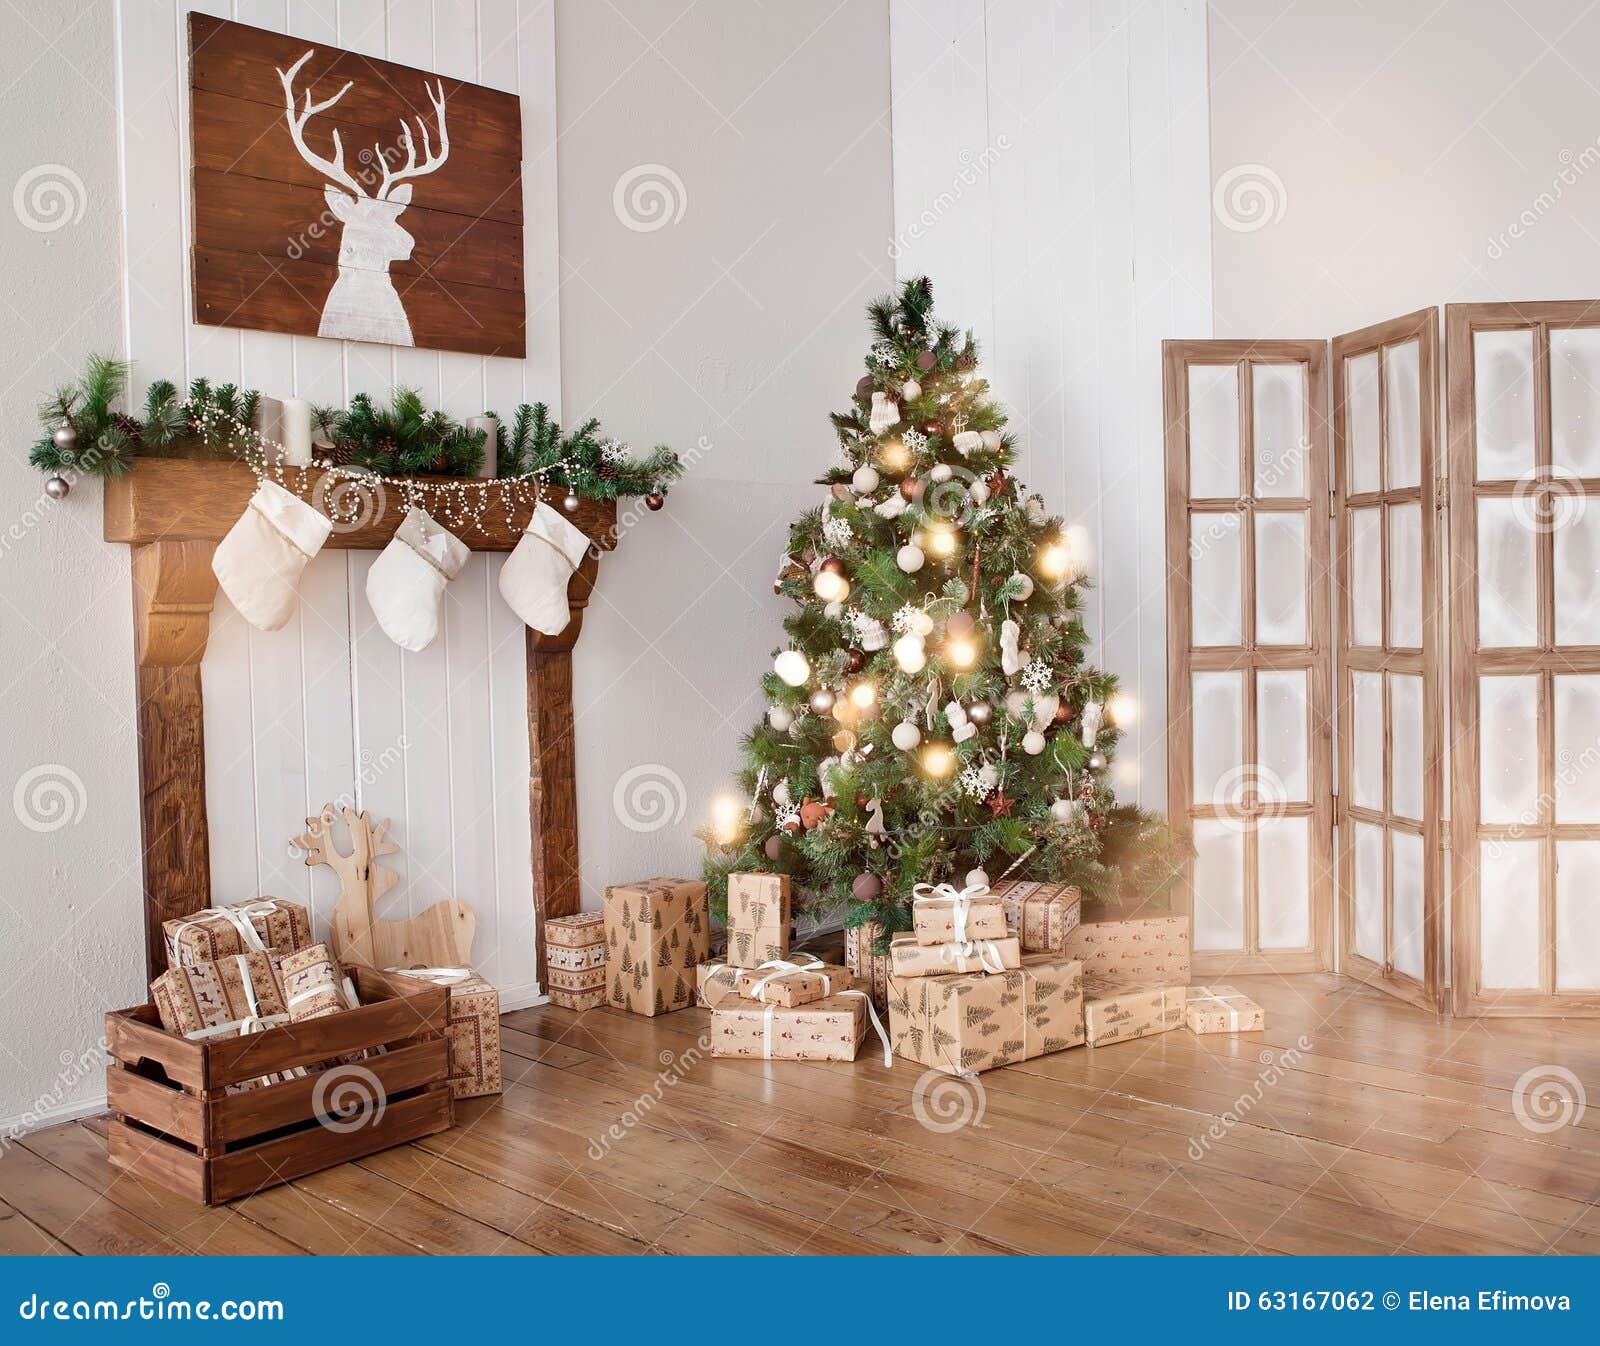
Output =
[
  {"x1": 212, "y1": 480, "x2": 333, "y2": 632},
  {"x1": 365, "y1": 506, "x2": 470, "y2": 652},
  {"x1": 498, "y1": 501, "x2": 592, "y2": 636}
]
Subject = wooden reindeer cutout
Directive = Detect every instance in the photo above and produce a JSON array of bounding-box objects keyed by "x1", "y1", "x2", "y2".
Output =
[{"x1": 294, "y1": 804, "x2": 475, "y2": 970}]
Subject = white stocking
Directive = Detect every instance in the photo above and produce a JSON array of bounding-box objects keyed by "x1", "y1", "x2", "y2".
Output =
[
  {"x1": 212, "y1": 480, "x2": 332, "y2": 632},
  {"x1": 365, "y1": 507, "x2": 470, "y2": 651},
  {"x1": 498, "y1": 501, "x2": 592, "y2": 636}
]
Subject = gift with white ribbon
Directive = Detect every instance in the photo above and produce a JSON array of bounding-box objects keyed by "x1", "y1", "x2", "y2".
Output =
[
  {"x1": 1183, "y1": 984, "x2": 1264, "y2": 1035},
  {"x1": 889, "y1": 930, "x2": 1020, "y2": 978},
  {"x1": 738, "y1": 953, "x2": 854, "y2": 1008},
  {"x1": 164, "y1": 897, "x2": 314, "y2": 969},
  {"x1": 709, "y1": 986, "x2": 890, "y2": 1064},
  {"x1": 910, "y1": 880, "x2": 1008, "y2": 947}
]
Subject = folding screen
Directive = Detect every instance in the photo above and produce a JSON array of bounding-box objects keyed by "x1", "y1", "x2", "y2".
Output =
[{"x1": 1162, "y1": 341, "x2": 1333, "y2": 978}]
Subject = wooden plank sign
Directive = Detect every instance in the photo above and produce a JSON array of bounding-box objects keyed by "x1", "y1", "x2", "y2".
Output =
[{"x1": 187, "y1": 14, "x2": 525, "y2": 358}]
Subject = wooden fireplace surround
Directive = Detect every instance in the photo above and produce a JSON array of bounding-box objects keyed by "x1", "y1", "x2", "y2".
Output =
[{"x1": 105, "y1": 457, "x2": 614, "y2": 983}]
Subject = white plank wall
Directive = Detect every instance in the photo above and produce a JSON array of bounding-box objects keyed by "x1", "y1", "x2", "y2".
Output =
[
  {"x1": 888, "y1": 0, "x2": 1214, "y2": 810},
  {"x1": 118, "y1": 0, "x2": 561, "y2": 1004}
]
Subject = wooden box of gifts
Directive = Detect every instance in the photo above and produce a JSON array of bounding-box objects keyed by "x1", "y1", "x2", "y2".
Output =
[{"x1": 104, "y1": 966, "x2": 452, "y2": 1205}]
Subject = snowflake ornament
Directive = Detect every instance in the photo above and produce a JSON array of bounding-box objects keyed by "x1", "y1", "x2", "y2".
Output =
[
  {"x1": 774, "y1": 804, "x2": 801, "y2": 832},
  {"x1": 959, "y1": 765, "x2": 989, "y2": 800},
  {"x1": 1020, "y1": 661, "x2": 1054, "y2": 694},
  {"x1": 869, "y1": 339, "x2": 900, "y2": 368},
  {"x1": 600, "y1": 438, "x2": 627, "y2": 465},
  {"x1": 901, "y1": 427, "x2": 928, "y2": 456},
  {"x1": 821, "y1": 515, "x2": 854, "y2": 550},
  {"x1": 892, "y1": 602, "x2": 921, "y2": 634}
]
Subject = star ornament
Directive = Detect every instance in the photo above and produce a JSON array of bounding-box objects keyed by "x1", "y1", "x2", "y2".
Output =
[{"x1": 986, "y1": 789, "x2": 1015, "y2": 819}]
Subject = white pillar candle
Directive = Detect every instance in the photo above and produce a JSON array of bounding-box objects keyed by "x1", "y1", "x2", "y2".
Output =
[
  {"x1": 281, "y1": 397, "x2": 314, "y2": 468},
  {"x1": 252, "y1": 396, "x2": 284, "y2": 465},
  {"x1": 467, "y1": 414, "x2": 499, "y2": 479}
]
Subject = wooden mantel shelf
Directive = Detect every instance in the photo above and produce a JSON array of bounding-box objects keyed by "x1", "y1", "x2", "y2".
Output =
[{"x1": 105, "y1": 455, "x2": 620, "y2": 982}]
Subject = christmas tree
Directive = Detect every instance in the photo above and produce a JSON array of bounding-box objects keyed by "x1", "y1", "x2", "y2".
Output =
[{"x1": 704, "y1": 278, "x2": 1171, "y2": 939}]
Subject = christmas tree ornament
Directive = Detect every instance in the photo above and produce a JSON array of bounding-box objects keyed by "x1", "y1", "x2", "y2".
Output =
[
  {"x1": 921, "y1": 742, "x2": 956, "y2": 778},
  {"x1": 946, "y1": 700, "x2": 976, "y2": 743},
  {"x1": 500, "y1": 500, "x2": 592, "y2": 636},
  {"x1": 829, "y1": 483, "x2": 853, "y2": 503},
  {"x1": 952, "y1": 429, "x2": 982, "y2": 455},
  {"x1": 809, "y1": 688, "x2": 836, "y2": 714},
  {"x1": 774, "y1": 649, "x2": 811, "y2": 686},
  {"x1": 865, "y1": 796, "x2": 887, "y2": 840},
  {"x1": 852, "y1": 872, "x2": 883, "y2": 902},
  {"x1": 1025, "y1": 497, "x2": 1047, "y2": 525},
  {"x1": 645, "y1": 491, "x2": 665, "y2": 511},
  {"x1": 818, "y1": 758, "x2": 841, "y2": 798},
  {"x1": 909, "y1": 608, "x2": 935, "y2": 635},
  {"x1": 875, "y1": 493, "x2": 908, "y2": 520},
  {"x1": 764, "y1": 834, "x2": 785, "y2": 861},
  {"x1": 967, "y1": 700, "x2": 992, "y2": 726},
  {"x1": 799, "y1": 798, "x2": 833, "y2": 829},
  {"x1": 965, "y1": 867, "x2": 990, "y2": 890},
  {"x1": 848, "y1": 681, "x2": 877, "y2": 711},
  {"x1": 767, "y1": 704, "x2": 795, "y2": 732},
  {"x1": 1050, "y1": 796, "x2": 1085, "y2": 826},
  {"x1": 986, "y1": 790, "x2": 1014, "y2": 818},
  {"x1": 902, "y1": 378, "x2": 921, "y2": 401},
  {"x1": 925, "y1": 420, "x2": 944, "y2": 436},
  {"x1": 845, "y1": 648, "x2": 865, "y2": 673},
  {"x1": 1081, "y1": 699, "x2": 1105, "y2": 746},
  {"x1": 946, "y1": 610, "x2": 975, "y2": 638},
  {"x1": 819, "y1": 556, "x2": 847, "y2": 576},
  {"x1": 980, "y1": 429, "x2": 1002, "y2": 452},
  {"x1": 824, "y1": 600, "x2": 845, "y2": 619},
  {"x1": 52, "y1": 418, "x2": 78, "y2": 452},
  {"x1": 929, "y1": 462, "x2": 953, "y2": 483},
  {"x1": 891, "y1": 719, "x2": 922, "y2": 750},
  {"x1": 813, "y1": 568, "x2": 850, "y2": 603},
  {"x1": 916, "y1": 350, "x2": 937, "y2": 371},
  {"x1": 893, "y1": 632, "x2": 927, "y2": 673},
  {"x1": 969, "y1": 478, "x2": 990, "y2": 505},
  {"x1": 1087, "y1": 750, "x2": 1108, "y2": 771},
  {"x1": 1053, "y1": 699, "x2": 1072, "y2": 724},
  {"x1": 772, "y1": 778, "x2": 791, "y2": 807},
  {"x1": 851, "y1": 464, "x2": 880, "y2": 494},
  {"x1": 1010, "y1": 571, "x2": 1035, "y2": 601},
  {"x1": 896, "y1": 543, "x2": 925, "y2": 573},
  {"x1": 212, "y1": 479, "x2": 334, "y2": 632},
  {"x1": 832, "y1": 729, "x2": 857, "y2": 753},
  {"x1": 898, "y1": 476, "x2": 921, "y2": 501},
  {"x1": 1022, "y1": 730, "x2": 1047, "y2": 755},
  {"x1": 869, "y1": 392, "x2": 900, "y2": 434},
  {"x1": 1000, "y1": 618, "x2": 1029, "y2": 676},
  {"x1": 365, "y1": 506, "x2": 470, "y2": 652},
  {"x1": 562, "y1": 490, "x2": 582, "y2": 513},
  {"x1": 43, "y1": 474, "x2": 70, "y2": 500},
  {"x1": 855, "y1": 376, "x2": 873, "y2": 398}
]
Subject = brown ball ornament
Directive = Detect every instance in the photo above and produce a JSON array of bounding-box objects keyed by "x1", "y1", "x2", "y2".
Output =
[
  {"x1": 645, "y1": 492, "x2": 665, "y2": 511},
  {"x1": 924, "y1": 421, "x2": 943, "y2": 436},
  {"x1": 819, "y1": 557, "x2": 847, "y2": 577},
  {"x1": 764, "y1": 833, "x2": 785, "y2": 861},
  {"x1": 945, "y1": 610, "x2": 975, "y2": 639},
  {"x1": 852, "y1": 872, "x2": 883, "y2": 902},
  {"x1": 844, "y1": 648, "x2": 865, "y2": 673},
  {"x1": 856, "y1": 376, "x2": 874, "y2": 398},
  {"x1": 916, "y1": 350, "x2": 937, "y2": 372},
  {"x1": 809, "y1": 688, "x2": 836, "y2": 714},
  {"x1": 899, "y1": 476, "x2": 921, "y2": 501},
  {"x1": 967, "y1": 700, "x2": 992, "y2": 726},
  {"x1": 1053, "y1": 699, "x2": 1072, "y2": 725}
]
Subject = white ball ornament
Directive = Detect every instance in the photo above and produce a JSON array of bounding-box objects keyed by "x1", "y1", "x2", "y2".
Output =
[
  {"x1": 969, "y1": 479, "x2": 990, "y2": 506},
  {"x1": 824, "y1": 601, "x2": 845, "y2": 619},
  {"x1": 893, "y1": 632, "x2": 928, "y2": 674},
  {"x1": 1010, "y1": 572, "x2": 1035, "y2": 601},
  {"x1": 891, "y1": 719, "x2": 922, "y2": 751},
  {"x1": 774, "y1": 650, "x2": 810, "y2": 687},
  {"x1": 965, "y1": 868, "x2": 990, "y2": 891},
  {"x1": 897, "y1": 544, "x2": 926, "y2": 573},
  {"x1": 768, "y1": 705, "x2": 795, "y2": 732},
  {"x1": 852, "y1": 464, "x2": 880, "y2": 494},
  {"x1": 902, "y1": 379, "x2": 921, "y2": 401},
  {"x1": 980, "y1": 430, "x2": 1002, "y2": 452},
  {"x1": 1022, "y1": 730, "x2": 1047, "y2": 756},
  {"x1": 772, "y1": 779, "x2": 791, "y2": 806},
  {"x1": 909, "y1": 608, "x2": 935, "y2": 636},
  {"x1": 929, "y1": 463, "x2": 953, "y2": 483}
]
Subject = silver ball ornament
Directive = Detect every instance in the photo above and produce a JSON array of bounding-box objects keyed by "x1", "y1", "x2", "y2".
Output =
[
  {"x1": 563, "y1": 491, "x2": 581, "y2": 514},
  {"x1": 52, "y1": 420, "x2": 77, "y2": 452},
  {"x1": 43, "y1": 474, "x2": 70, "y2": 500},
  {"x1": 967, "y1": 701, "x2": 992, "y2": 726},
  {"x1": 809, "y1": 688, "x2": 836, "y2": 715},
  {"x1": 1087, "y1": 750, "x2": 1108, "y2": 771}
]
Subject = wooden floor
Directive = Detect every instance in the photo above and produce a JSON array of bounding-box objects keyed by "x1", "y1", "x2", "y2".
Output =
[{"x1": 5, "y1": 973, "x2": 1600, "y2": 1256}]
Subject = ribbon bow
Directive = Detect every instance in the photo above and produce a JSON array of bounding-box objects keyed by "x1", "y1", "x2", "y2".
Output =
[
  {"x1": 746, "y1": 953, "x2": 827, "y2": 1003},
  {"x1": 170, "y1": 898, "x2": 282, "y2": 956},
  {"x1": 911, "y1": 880, "x2": 990, "y2": 944},
  {"x1": 386, "y1": 965, "x2": 471, "y2": 986}
]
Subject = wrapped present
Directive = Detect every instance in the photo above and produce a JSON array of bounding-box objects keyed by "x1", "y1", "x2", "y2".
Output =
[
  {"x1": 388, "y1": 968, "x2": 503, "y2": 1098},
  {"x1": 546, "y1": 965, "x2": 606, "y2": 995},
  {"x1": 550, "y1": 986, "x2": 607, "y2": 1012},
  {"x1": 845, "y1": 920, "x2": 892, "y2": 1009},
  {"x1": 1185, "y1": 985, "x2": 1265, "y2": 1035},
  {"x1": 605, "y1": 877, "x2": 710, "y2": 1015},
  {"x1": 889, "y1": 931, "x2": 1021, "y2": 978},
  {"x1": 735, "y1": 955, "x2": 853, "y2": 1008},
  {"x1": 710, "y1": 989, "x2": 890, "y2": 1063},
  {"x1": 889, "y1": 956, "x2": 1084, "y2": 1076},
  {"x1": 990, "y1": 879, "x2": 1082, "y2": 953},
  {"x1": 697, "y1": 962, "x2": 742, "y2": 1009},
  {"x1": 1084, "y1": 981, "x2": 1185, "y2": 1047},
  {"x1": 281, "y1": 943, "x2": 360, "y2": 1022},
  {"x1": 725, "y1": 872, "x2": 791, "y2": 968},
  {"x1": 164, "y1": 897, "x2": 314, "y2": 968},
  {"x1": 151, "y1": 950, "x2": 288, "y2": 1038},
  {"x1": 1063, "y1": 915, "x2": 1189, "y2": 987},
  {"x1": 545, "y1": 912, "x2": 605, "y2": 949},
  {"x1": 547, "y1": 942, "x2": 607, "y2": 973},
  {"x1": 910, "y1": 881, "x2": 1007, "y2": 946}
]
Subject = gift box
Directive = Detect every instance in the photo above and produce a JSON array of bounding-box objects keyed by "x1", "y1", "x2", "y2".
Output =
[
  {"x1": 545, "y1": 912, "x2": 605, "y2": 949},
  {"x1": 696, "y1": 962, "x2": 743, "y2": 1010},
  {"x1": 910, "y1": 883, "x2": 1007, "y2": 946},
  {"x1": 1185, "y1": 985, "x2": 1265, "y2": 1035},
  {"x1": 845, "y1": 920, "x2": 893, "y2": 1010},
  {"x1": 1083, "y1": 981, "x2": 1186, "y2": 1047},
  {"x1": 709, "y1": 990, "x2": 887, "y2": 1063},
  {"x1": 164, "y1": 897, "x2": 315, "y2": 968},
  {"x1": 735, "y1": 957, "x2": 853, "y2": 1008},
  {"x1": 389, "y1": 968, "x2": 503, "y2": 1098},
  {"x1": 546, "y1": 965, "x2": 606, "y2": 995},
  {"x1": 990, "y1": 879, "x2": 1082, "y2": 953},
  {"x1": 889, "y1": 932, "x2": 1021, "y2": 978},
  {"x1": 550, "y1": 986, "x2": 608, "y2": 1012},
  {"x1": 547, "y1": 942, "x2": 607, "y2": 973},
  {"x1": 888, "y1": 956, "x2": 1084, "y2": 1076},
  {"x1": 725, "y1": 872, "x2": 791, "y2": 968},
  {"x1": 605, "y1": 877, "x2": 711, "y2": 1015},
  {"x1": 1063, "y1": 915, "x2": 1189, "y2": 986},
  {"x1": 281, "y1": 942, "x2": 359, "y2": 1022},
  {"x1": 151, "y1": 950, "x2": 289, "y2": 1038}
]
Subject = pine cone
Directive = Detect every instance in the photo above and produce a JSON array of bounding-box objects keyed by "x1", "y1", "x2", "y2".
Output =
[
  {"x1": 113, "y1": 412, "x2": 143, "y2": 439},
  {"x1": 596, "y1": 461, "x2": 617, "y2": 481}
]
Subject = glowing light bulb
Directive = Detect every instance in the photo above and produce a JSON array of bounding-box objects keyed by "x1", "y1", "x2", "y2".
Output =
[
  {"x1": 945, "y1": 635, "x2": 978, "y2": 669},
  {"x1": 921, "y1": 743, "x2": 956, "y2": 778},
  {"x1": 877, "y1": 438, "x2": 911, "y2": 472},
  {"x1": 849, "y1": 681, "x2": 877, "y2": 711},
  {"x1": 774, "y1": 650, "x2": 810, "y2": 687},
  {"x1": 1108, "y1": 692, "x2": 1137, "y2": 726},
  {"x1": 813, "y1": 570, "x2": 850, "y2": 603},
  {"x1": 710, "y1": 794, "x2": 743, "y2": 846},
  {"x1": 1037, "y1": 538, "x2": 1072, "y2": 581},
  {"x1": 926, "y1": 524, "x2": 958, "y2": 559},
  {"x1": 893, "y1": 633, "x2": 927, "y2": 674}
]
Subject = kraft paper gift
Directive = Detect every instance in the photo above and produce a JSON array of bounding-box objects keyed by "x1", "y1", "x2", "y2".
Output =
[
  {"x1": 281, "y1": 943, "x2": 360, "y2": 1022},
  {"x1": 1063, "y1": 915, "x2": 1190, "y2": 987},
  {"x1": 1185, "y1": 985, "x2": 1265, "y2": 1035},
  {"x1": 547, "y1": 942, "x2": 607, "y2": 973},
  {"x1": 1083, "y1": 980, "x2": 1186, "y2": 1047},
  {"x1": 989, "y1": 879, "x2": 1082, "y2": 953},
  {"x1": 545, "y1": 912, "x2": 605, "y2": 949},
  {"x1": 735, "y1": 956, "x2": 854, "y2": 1008},
  {"x1": 725, "y1": 872, "x2": 791, "y2": 968},
  {"x1": 697, "y1": 961, "x2": 743, "y2": 1009},
  {"x1": 709, "y1": 990, "x2": 890, "y2": 1063},
  {"x1": 151, "y1": 951, "x2": 297, "y2": 1092},
  {"x1": 910, "y1": 881, "x2": 1008, "y2": 946},
  {"x1": 550, "y1": 986, "x2": 608, "y2": 1012},
  {"x1": 546, "y1": 965, "x2": 607, "y2": 994},
  {"x1": 845, "y1": 920, "x2": 893, "y2": 1010},
  {"x1": 889, "y1": 932, "x2": 1021, "y2": 978},
  {"x1": 605, "y1": 877, "x2": 711, "y2": 1015},
  {"x1": 888, "y1": 955, "x2": 1084, "y2": 1076},
  {"x1": 164, "y1": 897, "x2": 315, "y2": 969},
  {"x1": 389, "y1": 967, "x2": 503, "y2": 1099}
]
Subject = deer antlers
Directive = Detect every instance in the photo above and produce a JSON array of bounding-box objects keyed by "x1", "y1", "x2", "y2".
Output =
[{"x1": 277, "y1": 48, "x2": 450, "y2": 203}]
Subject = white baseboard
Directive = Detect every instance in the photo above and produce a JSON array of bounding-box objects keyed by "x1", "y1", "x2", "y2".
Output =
[
  {"x1": 2, "y1": 1094, "x2": 108, "y2": 1140},
  {"x1": 498, "y1": 982, "x2": 548, "y2": 1013}
]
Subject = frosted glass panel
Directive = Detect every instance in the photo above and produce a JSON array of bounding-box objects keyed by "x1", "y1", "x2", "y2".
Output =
[
  {"x1": 1191, "y1": 671, "x2": 1243, "y2": 805},
  {"x1": 1349, "y1": 508, "x2": 1381, "y2": 646},
  {"x1": 1353, "y1": 821, "x2": 1384, "y2": 964},
  {"x1": 1193, "y1": 821, "x2": 1245, "y2": 952},
  {"x1": 1257, "y1": 817, "x2": 1310, "y2": 948},
  {"x1": 1387, "y1": 503, "x2": 1423, "y2": 648},
  {"x1": 1253, "y1": 362, "x2": 1306, "y2": 498},
  {"x1": 1550, "y1": 328, "x2": 1600, "y2": 475},
  {"x1": 1384, "y1": 340, "x2": 1422, "y2": 489},
  {"x1": 1391, "y1": 831, "x2": 1425, "y2": 980},
  {"x1": 1479, "y1": 675, "x2": 1539, "y2": 825},
  {"x1": 1390, "y1": 674, "x2": 1424, "y2": 822},
  {"x1": 1555, "y1": 675, "x2": 1600, "y2": 822},
  {"x1": 1473, "y1": 328, "x2": 1535, "y2": 480},
  {"x1": 1554, "y1": 503, "x2": 1600, "y2": 646},
  {"x1": 1255, "y1": 513, "x2": 1307, "y2": 645},
  {"x1": 1190, "y1": 515, "x2": 1242, "y2": 646},
  {"x1": 1351, "y1": 670, "x2": 1384, "y2": 811},
  {"x1": 1346, "y1": 352, "x2": 1381, "y2": 494},
  {"x1": 1188, "y1": 365, "x2": 1240, "y2": 498},
  {"x1": 1257, "y1": 670, "x2": 1308, "y2": 803},
  {"x1": 1478, "y1": 840, "x2": 1540, "y2": 989},
  {"x1": 1477, "y1": 497, "x2": 1537, "y2": 647},
  {"x1": 1555, "y1": 840, "x2": 1600, "y2": 989}
]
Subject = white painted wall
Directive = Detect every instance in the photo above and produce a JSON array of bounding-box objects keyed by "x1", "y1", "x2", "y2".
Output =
[{"x1": 886, "y1": 0, "x2": 1215, "y2": 811}]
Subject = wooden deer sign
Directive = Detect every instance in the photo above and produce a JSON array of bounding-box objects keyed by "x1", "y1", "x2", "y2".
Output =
[{"x1": 294, "y1": 804, "x2": 475, "y2": 971}]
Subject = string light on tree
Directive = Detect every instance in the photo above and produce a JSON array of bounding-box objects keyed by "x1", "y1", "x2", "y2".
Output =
[
  {"x1": 774, "y1": 649, "x2": 810, "y2": 686},
  {"x1": 921, "y1": 742, "x2": 956, "y2": 779}
]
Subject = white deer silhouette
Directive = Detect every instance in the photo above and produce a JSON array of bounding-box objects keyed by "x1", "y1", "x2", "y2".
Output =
[{"x1": 277, "y1": 50, "x2": 451, "y2": 347}]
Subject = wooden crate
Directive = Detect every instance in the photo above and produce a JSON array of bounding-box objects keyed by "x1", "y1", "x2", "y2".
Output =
[{"x1": 105, "y1": 966, "x2": 453, "y2": 1204}]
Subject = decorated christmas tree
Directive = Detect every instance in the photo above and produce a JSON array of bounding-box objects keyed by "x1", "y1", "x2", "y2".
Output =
[{"x1": 704, "y1": 278, "x2": 1171, "y2": 939}]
